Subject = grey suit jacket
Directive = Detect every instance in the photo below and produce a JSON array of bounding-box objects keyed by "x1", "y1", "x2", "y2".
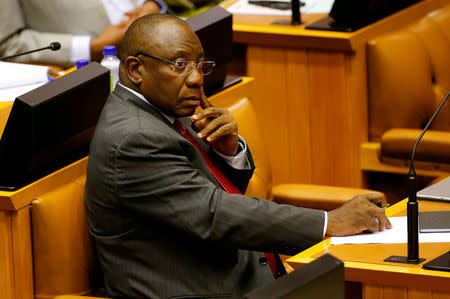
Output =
[
  {"x1": 85, "y1": 84, "x2": 325, "y2": 299},
  {"x1": 0, "y1": 0, "x2": 138, "y2": 67}
]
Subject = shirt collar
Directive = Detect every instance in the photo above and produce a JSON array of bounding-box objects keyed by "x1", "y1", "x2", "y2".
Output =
[{"x1": 117, "y1": 82, "x2": 175, "y2": 124}]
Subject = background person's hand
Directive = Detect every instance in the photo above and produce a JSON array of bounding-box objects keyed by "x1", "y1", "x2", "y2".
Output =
[
  {"x1": 90, "y1": 19, "x2": 132, "y2": 62},
  {"x1": 326, "y1": 193, "x2": 392, "y2": 236},
  {"x1": 125, "y1": 1, "x2": 160, "y2": 20},
  {"x1": 191, "y1": 92, "x2": 239, "y2": 156},
  {"x1": 90, "y1": 1, "x2": 160, "y2": 62}
]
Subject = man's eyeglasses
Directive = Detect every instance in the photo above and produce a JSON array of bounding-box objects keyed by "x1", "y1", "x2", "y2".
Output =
[{"x1": 135, "y1": 52, "x2": 215, "y2": 76}]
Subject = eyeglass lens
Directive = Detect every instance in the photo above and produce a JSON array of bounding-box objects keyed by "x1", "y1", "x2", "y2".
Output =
[{"x1": 171, "y1": 61, "x2": 215, "y2": 75}]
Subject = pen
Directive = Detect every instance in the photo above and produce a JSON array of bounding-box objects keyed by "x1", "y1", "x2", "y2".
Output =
[{"x1": 378, "y1": 203, "x2": 390, "y2": 208}]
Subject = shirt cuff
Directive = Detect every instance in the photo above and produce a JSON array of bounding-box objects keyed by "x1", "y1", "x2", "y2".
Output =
[
  {"x1": 71, "y1": 35, "x2": 91, "y2": 63},
  {"x1": 213, "y1": 136, "x2": 249, "y2": 170},
  {"x1": 140, "y1": 0, "x2": 168, "y2": 13},
  {"x1": 323, "y1": 211, "x2": 328, "y2": 237}
]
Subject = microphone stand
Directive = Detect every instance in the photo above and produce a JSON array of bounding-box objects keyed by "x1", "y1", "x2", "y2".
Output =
[
  {"x1": 291, "y1": 0, "x2": 301, "y2": 25},
  {"x1": 385, "y1": 91, "x2": 449, "y2": 265},
  {"x1": 0, "y1": 42, "x2": 61, "y2": 61},
  {"x1": 273, "y1": 0, "x2": 303, "y2": 25}
]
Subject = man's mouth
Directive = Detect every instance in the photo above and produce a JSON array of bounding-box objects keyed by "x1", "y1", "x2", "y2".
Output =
[{"x1": 184, "y1": 97, "x2": 201, "y2": 106}]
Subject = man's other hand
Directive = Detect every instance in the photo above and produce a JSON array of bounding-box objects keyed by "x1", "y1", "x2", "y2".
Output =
[
  {"x1": 326, "y1": 193, "x2": 392, "y2": 236},
  {"x1": 191, "y1": 91, "x2": 239, "y2": 156}
]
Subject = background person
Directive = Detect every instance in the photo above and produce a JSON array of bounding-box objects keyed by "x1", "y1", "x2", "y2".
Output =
[{"x1": 0, "y1": 0, "x2": 166, "y2": 67}]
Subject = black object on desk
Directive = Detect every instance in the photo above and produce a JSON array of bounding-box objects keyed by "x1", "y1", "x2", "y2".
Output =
[
  {"x1": 417, "y1": 177, "x2": 450, "y2": 203},
  {"x1": 186, "y1": 6, "x2": 232, "y2": 96},
  {"x1": 305, "y1": 0, "x2": 422, "y2": 32},
  {"x1": 244, "y1": 253, "x2": 344, "y2": 299},
  {"x1": 423, "y1": 251, "x2": 450, "y2": 272},
  {"x1": 0, "y1": 62, "x2": 109, "y2": 190},
  {"x1": 419, "y1": 211, "x2": 450, "y2": 233},
  {"x1": 249, "y1": 0, "x2": 291, "y2": 10}
]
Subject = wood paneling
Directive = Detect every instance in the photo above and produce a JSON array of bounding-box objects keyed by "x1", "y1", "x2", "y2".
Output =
[
  {"x1": 0, "y1": 208, "x2": 35, "y2": 299},
  {"x1": 247, "y1": 46, "x2": 290, "y2": 184},
  {"x1": 246, "y1": 45, "x2": 366, "y2": 187},
  {"x1": 0, "y1": 211, "x2": 14, "y2": 299},
  {"x1": 364, "y1": 285, "x2": 450, "y2": 299},
  {"x1": 11, "y1": 207, "x2": 34, "y2": 299},
  {"x1": 285, "y1": 49, "x2": 311, "y2": 184}
]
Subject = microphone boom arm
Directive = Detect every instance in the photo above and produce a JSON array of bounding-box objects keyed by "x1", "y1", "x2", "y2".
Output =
[{"x1": 0, "y1": 42, "x2": 61, "y2": 61}]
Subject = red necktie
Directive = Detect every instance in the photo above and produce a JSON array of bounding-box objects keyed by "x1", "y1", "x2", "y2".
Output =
[{"x1": 174, "y1": 119, "x2": 279, "y2": 277}]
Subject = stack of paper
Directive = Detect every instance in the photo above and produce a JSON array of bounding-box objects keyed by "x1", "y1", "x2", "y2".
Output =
[
  {"x1": 226, "y1": 0, "x2": 334, "y2": 16},
  {"x1": 331, "y1": 217, "x2": 450, "y2": 245},
  {"x1": 0, "y1": 62, "x2": 50, "y2": 102}
]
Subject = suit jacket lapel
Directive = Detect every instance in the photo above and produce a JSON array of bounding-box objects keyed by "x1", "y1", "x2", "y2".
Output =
[{"x1": 113, "y1": 84, "x2": 222, "y2": 189}]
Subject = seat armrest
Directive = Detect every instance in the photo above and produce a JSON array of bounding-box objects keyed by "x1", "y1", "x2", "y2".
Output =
[
  {"x1": 381, "y1": 129, "x2": 450, "y2": 163},
  {"x1": 272, "y1": 184, "x2": 385, "y2": 211}
]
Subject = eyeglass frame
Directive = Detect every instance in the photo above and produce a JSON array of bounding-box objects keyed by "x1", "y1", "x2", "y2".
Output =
[{"x1": 134, "y1": 52, "x2": 216, "y2": 75}]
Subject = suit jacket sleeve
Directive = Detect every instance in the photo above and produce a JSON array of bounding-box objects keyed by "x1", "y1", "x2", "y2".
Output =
[
  {"x1": 0, "y1": 0, "x2": 81, "y2": 67},
  {"x1": 0, "y1": 0, "x2": 24, "y2": 43},
  {"x1": 0, "y1": 29, "x2": 73, "y2": 67},
  {"x1": 209, "y1": 141, "x2": 255, "y2": 194},
  {"x1": 113, "y1": 128, "x2": 325, "y2": 255}
]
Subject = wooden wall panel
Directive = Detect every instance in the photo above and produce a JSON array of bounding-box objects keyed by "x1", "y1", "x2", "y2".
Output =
[
  {"x1": 364, "y1": 284, "x2": 450, "y2": 299},
  {"x1": 285, "y1": 49, "x2": 312, "y2": 184},
  {"x1": 431, "y1": 291, "x2": 450, "y2": 299},
  {"x1": 344, "y1": 46, "x2": 369, "y2": 187},
  {"x1": 0, "y1": 211, "x2": 14, "y2": 299},
  {"x1": 247, "y1": 45, "x2": 365, "y2": 187},
  {"x1": 247, "y1": 46, "x2": 292, "y2": 185},
  {"x1": 307, "y1": 50, "x2": 348, "y2": 186},
  {"x1": 11, "y1": 207, "x2": 34, "y2": 299}
]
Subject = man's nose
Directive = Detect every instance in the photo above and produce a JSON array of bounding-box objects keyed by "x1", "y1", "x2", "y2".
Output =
[{"x1": 185, "y1": 65, "x2": 203, "y2": 87}]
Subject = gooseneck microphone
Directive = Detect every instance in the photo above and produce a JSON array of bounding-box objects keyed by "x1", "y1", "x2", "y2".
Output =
[
  {"x1": 0, "y1": 42, "x2": 61, "y2": 61},
  {"x1": 385, "y1": 91, "x2": 449, "y2": 265}
]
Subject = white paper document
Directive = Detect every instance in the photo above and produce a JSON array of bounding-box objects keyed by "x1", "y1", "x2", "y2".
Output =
[
  {"x1": 0, "y1": 61, "x2": 50, "y2": 101},
  {"x1": 0, "y1": 82, "x2": 47, "y2": 102},
  {"x1": 0, "y1": 61, "x2": 49, "y2": 89},
  {"x1": 330, "y1": 217, "x2": 450, "y2": 245},
  {"x1": 227, "y1": 0, "x2": 334, "y2": 16}
]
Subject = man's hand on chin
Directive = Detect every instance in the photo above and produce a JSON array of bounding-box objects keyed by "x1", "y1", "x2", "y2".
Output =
[{"x1": 190, "y1": 91, "x2": 239, "y2": 156}]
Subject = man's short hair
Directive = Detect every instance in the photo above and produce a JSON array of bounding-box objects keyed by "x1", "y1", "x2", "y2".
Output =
[{"x1": 119, "y1": 14, "x2": 186, "y2": 62}]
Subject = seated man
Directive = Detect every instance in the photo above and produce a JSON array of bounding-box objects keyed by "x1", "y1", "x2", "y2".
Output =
[{"x1": 85, "y1": 14, "x2": 391, "y2": 299}]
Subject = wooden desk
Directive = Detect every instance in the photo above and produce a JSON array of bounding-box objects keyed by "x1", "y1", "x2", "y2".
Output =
[
  {"x1": 0, "y1": 154, "x2": 88, "y2": 299},
  {"x1": 287, "y1": 199, "x2": 450, "y2": 299},
  {"x1": 230, "y1": 0, "x2": 448, "y2": 188}
]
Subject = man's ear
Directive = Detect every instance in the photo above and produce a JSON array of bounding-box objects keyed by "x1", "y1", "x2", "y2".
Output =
[{"x1": 125, "y1": 56, "x2": 144, "y2": 86}]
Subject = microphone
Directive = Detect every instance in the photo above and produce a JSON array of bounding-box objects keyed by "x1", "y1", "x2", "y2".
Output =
[
  {"x1": 0, "y1": 42, "x2": 61, "y2": 61},
  {"x1": 385, "y1": 90, "x2": 449, "y2": 265}
]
